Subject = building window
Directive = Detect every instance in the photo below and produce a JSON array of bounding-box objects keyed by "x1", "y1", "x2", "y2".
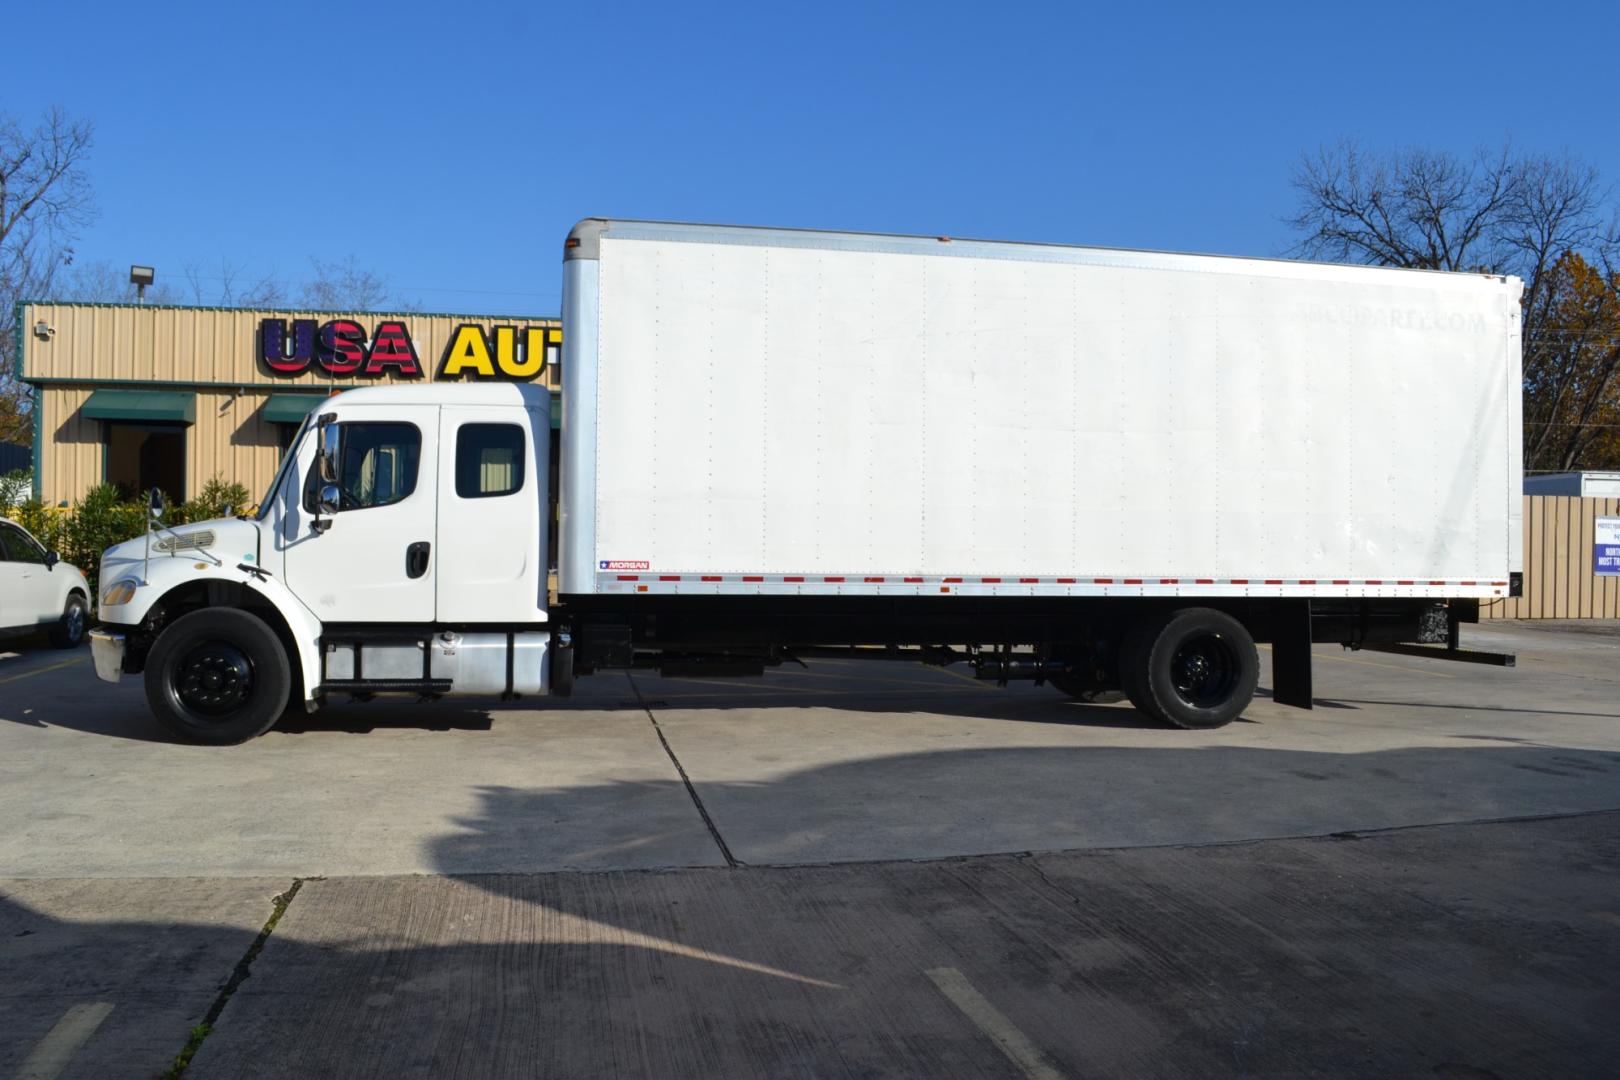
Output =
[
  {"x1": 105, "y1": 422, "x2": 186, "y2": 502},
  {"x1": 276, "y1": 424, "x2": 300, "y2": 456},
  {"x1": 455, "y1": 423, "x2": 526, "y2": 499}
]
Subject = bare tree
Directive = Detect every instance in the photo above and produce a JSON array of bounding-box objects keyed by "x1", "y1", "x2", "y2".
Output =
[
  {"x1": 1287, "y1": 141, "x2": 1525, "y2": 272},
  {"x1": 0, "y1": 107, "x2": 95, "y2": 445},
  {"x1": 1287, "y1": 141, "x2": 1619, "y2": 471},
  {"x1": 181, "y1": 256, "x2": 286, "y2": 308},
  {"x1": 298, "y1": 255, "x2": 408, "y2": 311},
  {"x1": 52, "y1": 258, "x2": 181, "y2": 304}
]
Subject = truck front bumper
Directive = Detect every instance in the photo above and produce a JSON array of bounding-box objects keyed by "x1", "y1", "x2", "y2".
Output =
[{"x1": 89, "y1": 628, "x2": 126, "y2": 684}]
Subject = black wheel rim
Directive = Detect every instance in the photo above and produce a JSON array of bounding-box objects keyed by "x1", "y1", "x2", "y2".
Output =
[
  {"x1": 172, "y1": 640, "x2": 256, "y2": 718},
  {"x1": 1169, "y1": 633, "x2": 1239, "y2": 709}
]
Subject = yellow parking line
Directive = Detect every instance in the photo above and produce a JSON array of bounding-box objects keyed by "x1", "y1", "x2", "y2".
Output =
[
  {"x1": 16, "y1": 1002, "x2": 114, "y2": 1080},
  {"x1": 0, "y1": 657, "x2": 84, "y2": 685},
  {"x1": 925, "y1": 967, "x2": 1064, "y2": 1080},
  {"x1": 934, "y1": 665, "x2": 997, "y2": 690}
]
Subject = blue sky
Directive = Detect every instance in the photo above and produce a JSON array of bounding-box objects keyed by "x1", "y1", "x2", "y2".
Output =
[{"x1": 6, "y1": 0, "x2": 1616, "y2": 315}]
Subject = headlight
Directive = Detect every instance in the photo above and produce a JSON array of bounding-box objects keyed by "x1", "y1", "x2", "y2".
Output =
[{"x1": 101, "y1": 577, "x2": 140, "y2": 607}]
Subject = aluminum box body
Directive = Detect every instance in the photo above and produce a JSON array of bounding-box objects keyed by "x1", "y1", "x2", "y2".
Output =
[{"x1": 560, "y1": 220, "x2": 1523, "y2": 601}]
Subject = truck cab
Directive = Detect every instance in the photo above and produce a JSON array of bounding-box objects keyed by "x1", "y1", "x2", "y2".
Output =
[{"x1": 91, "y1": 383, "x2": 555, "y2": 743}]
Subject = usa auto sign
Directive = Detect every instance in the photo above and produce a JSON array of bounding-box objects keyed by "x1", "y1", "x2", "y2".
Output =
[{"x1": 259, "y1": 318, "x2": 561, "y2": 380}]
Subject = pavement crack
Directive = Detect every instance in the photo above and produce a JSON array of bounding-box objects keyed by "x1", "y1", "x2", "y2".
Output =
[
  {"x1": 629, "y1": 673, "x2": 741, "y2": 868},
  {"x1": 1018, "y1": 853, "x2": 1088, "y2": 913},
  {"x1": 162, "y1": 877, "x2": 306, "y2": 1078}
]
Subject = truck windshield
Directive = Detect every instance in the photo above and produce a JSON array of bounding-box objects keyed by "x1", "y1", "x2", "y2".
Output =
[{"x1": 255, "y1": 418, "x2": 312, "y2": 521}]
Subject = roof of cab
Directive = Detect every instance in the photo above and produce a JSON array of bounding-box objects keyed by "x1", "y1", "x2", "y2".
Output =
[{"x1": 321, "y1": 382, "x2": 551, "y2": 409}]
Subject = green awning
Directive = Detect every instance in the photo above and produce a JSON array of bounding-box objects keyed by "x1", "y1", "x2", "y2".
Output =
[
  {"x1": 263, "y1": 393, "x2": 327, "y2": 425},
  {"x1": 82, "y1": 389, "x2": 196, "y2": 425}
]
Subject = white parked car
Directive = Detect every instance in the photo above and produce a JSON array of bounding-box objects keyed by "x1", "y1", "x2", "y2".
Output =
[{"x1": 0, "y1": 518, "x2": 91, "y2": 648}]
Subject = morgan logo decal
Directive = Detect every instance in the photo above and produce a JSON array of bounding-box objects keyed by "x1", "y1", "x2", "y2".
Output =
[{"x1": 600, "y1": 560, "x2": 650, "y2": 571}]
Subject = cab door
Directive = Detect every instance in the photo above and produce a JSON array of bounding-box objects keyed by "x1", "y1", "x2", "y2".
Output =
[
  {"x1": 435, "y1": 405, "x2": 549, "y2": 623},
  {"x1": 278, "y1": 407, "x2": 440, "y2": 623}
]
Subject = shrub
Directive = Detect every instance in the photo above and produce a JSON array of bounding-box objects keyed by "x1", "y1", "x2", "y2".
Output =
[
  {"x1": 176, "y1": 476, "x2": 253, "y2": 525},
  {"x1": 0, "y1": 469, "x2": 29, "y2": 510}
]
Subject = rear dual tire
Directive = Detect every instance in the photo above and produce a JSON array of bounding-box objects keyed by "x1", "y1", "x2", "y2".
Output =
[
  {"x1": 145, "y1": 608, "x2": 291, "y2": 745},
  {"x1": 1120, "y1": 608, "x2": 1258, "y2": 729}
]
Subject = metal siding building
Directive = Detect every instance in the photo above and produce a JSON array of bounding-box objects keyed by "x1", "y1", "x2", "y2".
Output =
[
  {"x1": 19, "y1": 302, "x2": 561, "y2": 505},
  {"x1": 1523, "y1": 472, "x2": 1620, "y2": 498}
]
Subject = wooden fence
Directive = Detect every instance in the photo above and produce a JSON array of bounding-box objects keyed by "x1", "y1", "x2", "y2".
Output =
[{"x1": 1479, "y1": 495, "x2": 1620, "y2": 619}]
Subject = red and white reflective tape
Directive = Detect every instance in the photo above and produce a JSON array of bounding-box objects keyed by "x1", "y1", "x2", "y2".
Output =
[{"x1": 601, "y1": 572, "x2": 1508, "y2": 589}]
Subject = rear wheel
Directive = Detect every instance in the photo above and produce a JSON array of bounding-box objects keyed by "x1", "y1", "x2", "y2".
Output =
[
  {"x1": 49, "y1": 593, "x2": 88, "y2": 649},
  {"x1": 1121, "y1": 608, "x2": 1258, "y2": 729},
  {"x1": 144, "y1": 608, "x2": 291, "y2": 745},
  {"x1": 1118, "y1": 618, "x2": 1158, "y2": 716}
]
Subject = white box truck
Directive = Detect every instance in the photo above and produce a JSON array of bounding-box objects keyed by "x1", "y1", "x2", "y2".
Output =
[{"x1": 89, "y1": 219, "x2": 1524, "y2": 743}]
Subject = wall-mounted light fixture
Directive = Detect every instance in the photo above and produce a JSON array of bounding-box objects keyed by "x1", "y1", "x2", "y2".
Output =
[{"x1": 33, "y1": 321, "x2": 54, "y2": 340}]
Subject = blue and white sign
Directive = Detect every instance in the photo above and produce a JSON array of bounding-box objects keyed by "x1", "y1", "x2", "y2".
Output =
[{"x1": 1597, "y1": 516, "x2": 1620, "y2": 576}]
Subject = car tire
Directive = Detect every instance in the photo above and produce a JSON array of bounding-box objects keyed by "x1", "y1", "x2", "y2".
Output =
[
  {"x1": 48, "y1": 593, "x2": 89, "y2": 649},
  {"x1": 144, "y1": 608, "x2": 291, "y2": 745},
  {"x1": 1127, "y1": 607, "x2": 1258, "y2": 729}
]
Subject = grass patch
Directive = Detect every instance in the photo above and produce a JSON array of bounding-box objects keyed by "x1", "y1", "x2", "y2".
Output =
[{"x1": 162, "y1": 878, "x2": 304, "y2": 1078}]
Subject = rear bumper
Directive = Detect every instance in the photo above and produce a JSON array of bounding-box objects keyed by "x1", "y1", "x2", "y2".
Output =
[{"x1": 89, "y1": 628, "x2": 126, "y2": 683}]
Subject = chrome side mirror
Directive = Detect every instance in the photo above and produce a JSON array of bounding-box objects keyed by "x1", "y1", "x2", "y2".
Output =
[
  {"x1": 148, "y1": 487, "x2": 165, "y2": 520},
  {"x1": 309, "y1": 412, "x2": 341, "y2": 534},
  {"x1": 319, "y1": 420, "x2": 341, "y2": 484}
]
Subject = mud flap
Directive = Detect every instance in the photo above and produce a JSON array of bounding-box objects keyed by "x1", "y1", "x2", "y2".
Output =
[{"x1": 1270, "y1": 599, "x2": 1313, "y2": 710}]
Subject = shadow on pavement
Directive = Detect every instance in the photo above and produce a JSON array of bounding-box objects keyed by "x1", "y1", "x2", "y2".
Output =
[
  {"x1": 0, "y1": 661, "x2": 1231, "y2": 743},
  {"x1": 419, "y1": 742, "x2": 1620, "y2": 873},
  {"x1": 6, "y1": 800, "x2": 1619, "y2": 1079}
]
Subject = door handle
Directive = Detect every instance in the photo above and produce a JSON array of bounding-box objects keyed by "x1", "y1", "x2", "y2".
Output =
[{"x1": 406, "y1": 542, "x2": 431, "y2": 579}]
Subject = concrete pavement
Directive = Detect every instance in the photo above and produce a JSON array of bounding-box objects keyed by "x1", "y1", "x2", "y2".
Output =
[
  {"x1": 1, "y1": 621, "x2": 1618, "y2": 1077},
  {"x1": 5, "y1": 814, "x2": 1614, "y2": 1079},
  {"x1": 2, "y1": 623, "x2": 1618, "y2": 877},
  {"x1": 0, "y1": 877, "x2": 286, "y2": 1080}
]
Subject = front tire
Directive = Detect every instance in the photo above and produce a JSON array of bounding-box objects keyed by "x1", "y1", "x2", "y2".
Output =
[
  {"x1": 1122, "y1": 608, "x2": 1258, "y2": 729},
  {"x1": 144, "y1": 608, "x2": 291, "y2": 745},
  {"x1": 49, "y1": 593, "x2": 88, "y2": 649}
]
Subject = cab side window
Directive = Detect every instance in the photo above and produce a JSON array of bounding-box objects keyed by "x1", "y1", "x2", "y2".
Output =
[
  {"x1": 455, "y1": 424, "x2": 525, "y2": 499},
  {"x1": 304, "y1": 423, "x2": 421, "y2": 513}
]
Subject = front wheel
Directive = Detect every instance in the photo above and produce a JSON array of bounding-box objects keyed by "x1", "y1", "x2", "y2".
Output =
[
  {"x1": 49, "y1": 593, "x2": 88, "y2": 649},
  {"x1": 1122, "y1": 608, "x2": 1258, "y2": 729},
  {"x1": 144, "y1": 608, "x2": 291, "y2": 745}
]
